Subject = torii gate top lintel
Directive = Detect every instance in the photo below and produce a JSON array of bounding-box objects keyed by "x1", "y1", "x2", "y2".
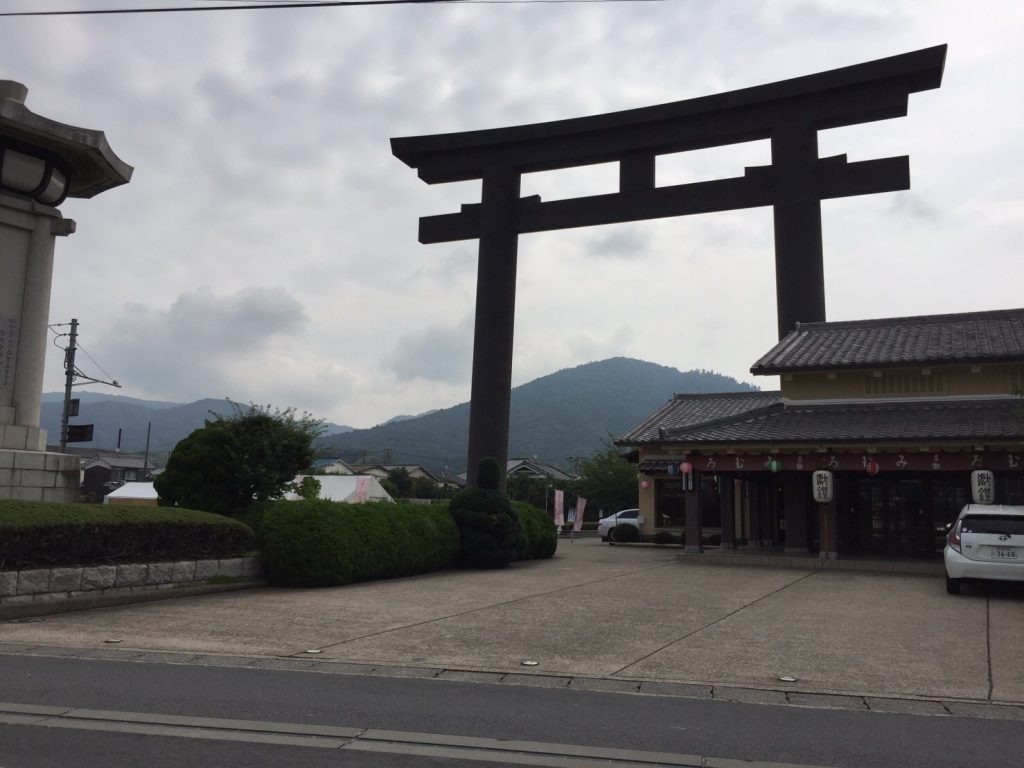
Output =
[{"x1": 391, "y1": 44, "x2": 946, "y2": 186}]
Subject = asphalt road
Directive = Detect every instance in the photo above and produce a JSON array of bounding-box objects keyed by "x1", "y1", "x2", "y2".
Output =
[{"x1": 1, "y1": 653, "x2": 1022, "y2": 768}]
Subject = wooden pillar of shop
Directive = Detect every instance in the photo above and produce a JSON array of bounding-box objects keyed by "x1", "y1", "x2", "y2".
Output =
[
  {"x1": 746, "y1": 479, "x2": 763, "y2": 549},
  {"x1": 720, "y1": 476, "x2": 736, "y2": 549},
  {"x1": 684, "y1": 472, "x2": 702, "y2": 553}
]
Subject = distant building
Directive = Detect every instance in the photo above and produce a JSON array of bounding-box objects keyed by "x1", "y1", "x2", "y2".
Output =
[
  {"x1": 76, "y1": 451, "x2": 158, "y2": 502},
  {"x1": 310, "y1": 457, "x2": 356, "y2": 475},
  {"x1": 350, "y1": 464, "x2": 441, "y2": 483},
  {"x1": 507, "y1": 458, "x2": 575, "y2": 482}
]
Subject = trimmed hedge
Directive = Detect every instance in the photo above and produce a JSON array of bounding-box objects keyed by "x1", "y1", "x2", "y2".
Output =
[
  {"x1": 258, "y1": 500, "x2": 460, "y2": 587},
  {"x1": 512, "y1": 502, "x2": 558, "y2": 560},
  {"x1": 0, "y1": 500, "x2": 256, "y2": 570}
]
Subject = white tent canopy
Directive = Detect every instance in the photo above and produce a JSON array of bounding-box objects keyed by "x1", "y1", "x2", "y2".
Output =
[
  {"x1": 286, "y1": 475, "x2": 394, "y2": 503},
  {"x1": 103, "y1": 481, "x2": 158, "y2": 503}
]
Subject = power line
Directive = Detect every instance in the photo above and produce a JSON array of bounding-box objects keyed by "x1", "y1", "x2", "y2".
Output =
[{"x1": 0, "y1": 0, "x2": 655, "y2": 18}]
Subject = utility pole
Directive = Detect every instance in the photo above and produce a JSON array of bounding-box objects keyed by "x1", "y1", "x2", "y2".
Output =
[{"x1": 59, "y1": 318, "x2": 78, "y2": 453}]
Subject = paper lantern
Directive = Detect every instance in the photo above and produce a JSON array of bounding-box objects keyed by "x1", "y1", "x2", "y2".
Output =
[
  {"x1": 768, "y1": 459, "x2": 782, "y2": 473},
  {"x1": 680, "y1": 461, "x2": 693, "y2": 475},
  {"x1": 640, "y1": 479, "x2": 651, "y2": 489},
  {"x1": 866, "y1": 458, "x2": 880, "y2": 476}
]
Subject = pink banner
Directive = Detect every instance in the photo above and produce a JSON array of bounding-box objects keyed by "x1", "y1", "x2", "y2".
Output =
[
  {"x1": 553, "y1": 489, "x2": 564, "y2": 527},
  {"x1": 573, "y1": 497, "x2": 586, "y2": 532},
  {"x1": 353, "y1": 476, "x2": 370, "y2": 503}
]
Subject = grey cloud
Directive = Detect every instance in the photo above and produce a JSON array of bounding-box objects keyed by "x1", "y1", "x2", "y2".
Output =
[
  {"x1": 588, "y1": 227, "x2": 650, "y2": 261},
  {"x1": 386, "y1": 319, "x2": 473, "y2": 384},
  {"x1": 889, "y1": 192, "x2": 941, "y2": 221},
  {"x1": 91, "y1": 287, "x2": 308, "y2": 400}
]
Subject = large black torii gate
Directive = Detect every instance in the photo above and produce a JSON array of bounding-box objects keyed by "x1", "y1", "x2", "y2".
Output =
[{"x1": 392, "y1": 45, "x2": 946, "y2": 490}]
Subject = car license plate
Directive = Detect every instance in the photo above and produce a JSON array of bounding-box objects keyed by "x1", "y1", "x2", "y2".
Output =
[{"x1": 992, "y1": 547, "x2": 1018, "y2": 560}]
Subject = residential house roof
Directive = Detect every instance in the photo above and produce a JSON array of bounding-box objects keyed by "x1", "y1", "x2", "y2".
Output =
[
  {"x1": 350, "y1": 464, "x2": 441, "y2": 482},
  {"x1": 751, "y1": 308, "x2": 1024, "y2": 375},
  {"x1": 82, "y1": 453, "x2": 157, "y2": 471},
  {"x1": 507, "y1": 458, "x2": 575, "y2": 481}
]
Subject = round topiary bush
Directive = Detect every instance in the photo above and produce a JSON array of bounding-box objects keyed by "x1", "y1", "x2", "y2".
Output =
[
  {"x1": 448, "y1": 457, "x2": 524, "y2": 569},
  {"x1": 513, "y1": 501, "x2": 558, "y2": 560}
]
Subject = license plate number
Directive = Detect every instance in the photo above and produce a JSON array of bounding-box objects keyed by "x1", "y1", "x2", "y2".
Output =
[{"x1": 993, "y1": 548, "x2": 1018, "y2": 560}]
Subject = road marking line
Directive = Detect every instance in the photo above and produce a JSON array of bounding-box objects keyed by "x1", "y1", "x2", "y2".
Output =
[{"x1": 0, "y1": 701, "x2": 833, "y2": 768}]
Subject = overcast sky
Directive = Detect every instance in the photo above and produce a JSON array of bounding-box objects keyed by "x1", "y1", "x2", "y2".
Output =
[{"x1": 2, "y1": 0, "x2": 1022, "y2": 428}]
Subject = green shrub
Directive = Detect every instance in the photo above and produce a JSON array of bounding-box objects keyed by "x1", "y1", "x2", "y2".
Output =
[
  {"x1": 258, "y1": 500, "x2": 459, "y2": 587},
  {"x1": 610, "y1": 522, "x2": 641, "y2": 543},
  {"x1": 445, "y1": 457, "x2": 525, "y2": 569},
  {"x1": 0, "y1": 500, "x2": 255, "y2": 569},
  {"x1": 512, "y1": 502, "x2": 557, "y2": 560},
  {"x1": 653, "y1": 529, "x2": 676, "y2": 545}
]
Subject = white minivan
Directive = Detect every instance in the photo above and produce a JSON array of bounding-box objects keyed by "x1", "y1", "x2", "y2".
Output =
[{"x1": 944, "y1": 504, "x2": 1024, "y2": 594}]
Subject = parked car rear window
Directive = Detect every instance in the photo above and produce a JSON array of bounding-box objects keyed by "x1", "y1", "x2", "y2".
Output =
[{"x1": 961, "y1": 515, "x2": 1024, "y2": 535}]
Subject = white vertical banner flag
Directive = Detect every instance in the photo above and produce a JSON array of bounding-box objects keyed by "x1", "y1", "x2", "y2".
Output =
[
  {"x1": 553, "y1": 489, "x2": 565, "y2": 527},
  {"x1": 574, "y1": 497, "x2": 587, "y2": 532}
]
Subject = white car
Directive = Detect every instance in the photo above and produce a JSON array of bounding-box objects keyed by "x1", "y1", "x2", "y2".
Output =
[
  {"x1": 597, "y1": 508, "x2": 640, "y2": 542},
  {"x1": 944, "y1": 504, "x2": 1024, "y2": 594}
]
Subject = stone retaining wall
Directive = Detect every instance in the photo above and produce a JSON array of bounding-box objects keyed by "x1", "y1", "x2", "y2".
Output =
[{"x1": 0, "y1": 556, "x2": 264, "y2": 619}]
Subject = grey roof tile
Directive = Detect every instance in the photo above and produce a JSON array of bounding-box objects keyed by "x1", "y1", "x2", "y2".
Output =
[
  {"x1": 620, "y1": 395, "x2": 1024, "y2": 445},
  {"x1": 618, "y1": 392, "x2": 784, "y2": 443},
  {"x1": 751, "y1": 308, "x2": 1024, "y2": 374}
]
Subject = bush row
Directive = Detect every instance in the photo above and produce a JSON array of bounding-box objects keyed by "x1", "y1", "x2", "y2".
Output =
[
  {"x1": 258, "y1": 500, "x2": 461, "y2": 587},
  {"x1": 0, "y1": 500, "x2": 256, "y2": 569},
  {"x1": 256, "y1": 499, "x2": 557, "y2": 587}
]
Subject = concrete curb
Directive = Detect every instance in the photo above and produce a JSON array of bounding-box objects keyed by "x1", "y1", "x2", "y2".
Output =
[{"x1": 3, "y1": 643, "x2": 1022, "y2": 721}]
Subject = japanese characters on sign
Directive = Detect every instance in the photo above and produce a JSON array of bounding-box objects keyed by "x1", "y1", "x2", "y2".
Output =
[
  {"x1": 0, "y1": 315, "x2": 18, "y2": 401},
  {"x1": 971, "y1": 470, "x2": 995, "y2": 505},
  {"x1": 644, "y1": 451, "x2": 1023, "y2": 473},
  {"x1": 812, "y1": 470, "x2": 834, "y2": 503}
]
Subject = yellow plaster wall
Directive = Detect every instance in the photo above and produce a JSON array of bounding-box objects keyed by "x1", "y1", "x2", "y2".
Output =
[{"x1": 780, "y1": 363, "x2": 1022, "y2": 400}]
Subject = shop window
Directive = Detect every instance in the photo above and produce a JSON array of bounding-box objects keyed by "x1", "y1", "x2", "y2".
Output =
[{"x1": 656, "y1": 480, "x2": 686, "y2": 527}]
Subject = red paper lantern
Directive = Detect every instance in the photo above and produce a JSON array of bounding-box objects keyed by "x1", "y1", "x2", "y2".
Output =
[
  {"x1": 680, "y1": 461, "x2": 693, "y2": 475},
  {"x1": 640, "y1": 479, "x2": 651, "y2": 489},
  {"x1": 866, "y1": 458, "x2": 880, "y2": 476}
]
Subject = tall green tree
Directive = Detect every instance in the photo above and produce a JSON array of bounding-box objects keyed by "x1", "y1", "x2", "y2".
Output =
[
  {"x1": 155, "y1": 403, "x2": 324, "y2": 515},
  {"x1": 573, "y1": 446, "x2": 639, "y2": 517}
]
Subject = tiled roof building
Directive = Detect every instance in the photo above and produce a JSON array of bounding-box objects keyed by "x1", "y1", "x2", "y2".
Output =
[{"x1": 617, "y1": 308, "x2": 1024, "y2": 560}]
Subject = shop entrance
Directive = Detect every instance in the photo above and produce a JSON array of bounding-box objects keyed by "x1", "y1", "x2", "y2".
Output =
[{"x1": 846, "y1": 475, "x2": 968, "y2": 557}]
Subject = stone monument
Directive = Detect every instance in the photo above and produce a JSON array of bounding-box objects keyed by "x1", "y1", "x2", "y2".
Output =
[{"x1": 0, "y1": 80, "x2": 132, "y2": 502}]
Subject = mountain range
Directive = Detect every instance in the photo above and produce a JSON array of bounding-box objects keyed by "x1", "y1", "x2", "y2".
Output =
[
  {"x1": 317, "y1": 357, "x2": 756, "y2": 474},
  {"x1": 39, "y1": 358, "x2": 756, "y2": 470}
]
